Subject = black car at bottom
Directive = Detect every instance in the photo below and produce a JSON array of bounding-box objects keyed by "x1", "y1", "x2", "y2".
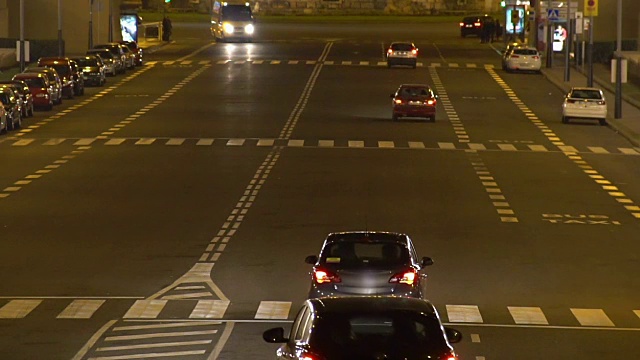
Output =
[{"x1": 264, "y1": 296, "x2": 461, "y2": 360}]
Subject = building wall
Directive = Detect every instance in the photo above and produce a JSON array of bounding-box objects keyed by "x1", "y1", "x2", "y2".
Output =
[
  {"x1": 589, "y1": 0, "x2": 639, "y2": 43},
  {"x1": 5, "y1": 0, "x2": 125, "y2": 56}
]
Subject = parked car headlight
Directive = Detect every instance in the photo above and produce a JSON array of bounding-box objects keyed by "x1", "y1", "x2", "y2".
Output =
[
  {"x1": 223, "y1": 22, "x2": 235, "y2": 34},
  {"x1": 245, "y1": 24, "x2": 254, "y2": 34}
]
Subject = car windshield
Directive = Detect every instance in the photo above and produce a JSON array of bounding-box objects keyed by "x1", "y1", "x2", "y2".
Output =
[
  {"x1": 90, "y1": 51, "x2": 114, "y2": 59},
  {"x1": 96, "y1": 45, "x2": 119, "y2": 56},
  {"x1": 75, "y1": 58, "x2": 99, "y2": 67},
  {"x1": 310, "y1": 311, "x2": 448, "y2": 359},
  {"x1": 0, "y1": 93, "x2": 10, "y2": 103},
  {"x1": 19, "y1": 78, "x2": 46, "y2": 88},
  {"x1": 221, "y1": 6, "x2": 252, "y2": 21},
  {"x1": 570, "y1": 89, "x2": 602, "y2": 100},
  {"x1": 49, "y1": 65, "x2": 70, "y2": 76},
  {"x1": 391, "y1": 43, "x2": 413, "y2": 51},
  {"x1": 400, "y1": 87, "x2": 431, "y2": 97},
  {"x1": 513, "y1": 49, "x2": 538, "y2": 55},
  {"x1": 321, "y1": 241, "x2": 410, "y2": 269}
]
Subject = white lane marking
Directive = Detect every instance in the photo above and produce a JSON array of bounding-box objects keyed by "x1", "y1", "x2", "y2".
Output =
[
  {"x1": 180, "y1": 60, "x2": 192, "y2": 65},
  {"x1": 227, "y1": 138, "x2": 245, "y2": 146},
  {"x1": 588, "y1": 146, "x2": 609, "y2": 154},
  {"x1": 288, "y1": 139, "x2": 304, "y2": 147},
  {"x1": 497, "y1": 144, "x2": 517, "y2": 151},
  {"x1": 438, "y1": 142, "x2": 456, "y2": 149},
  {"x1": 176, "y1": 42, "x2": 216, "y2": 62},
  {"x1": 348, "y1": 140, "x2": 364, "y2": 148},
  {"x1": 57, "y1": 299, "x2": 105, "y2": 319},
  {"x1": 74, "y1": 138, "x2": 96, "y2": 146},
  {"x1": 252, "y1": 60, "x2": 264, "y2": 64},
  {"x1": 257, "y1": 139, "x2": 275, "y2": 146},
  {"x1": 270, "y1": 60, "x2": 280, "y2": 64},
  {"x1": 166, "y1": 138, "x2": 185, "y2": 146},
  {"x1": 96, "y1": 340, "x2": 212, "y2": 352},
  {"x1": 408, "y1": 141, "x2": 425, "y2": 149},
  {"x1": 558, "y1": 145, "x2": 578, "y2": 153},
  {"x1": 12, "y1": 139, "x2": 34, "y2": 146},
  {"x1": 508, "y1": 306, "x2": 549, "y2": 325},
  {"x1": 634, "y1": 310, "x2": 640, "y2": 320},
  {"x1": 446, "y1": 305, "x2": 483, "y2": 323},
  {"x1": 162, "y1": 292, "x2": 214, "y2": 300},
  {"x1": 378, "y1": 141, "x2": 394, "y2": 148},
  {"x1": 123, "y1": 300, "x2": 167, "y2": 319},
  {"x1": 571, "y1": 308, "x2": 615, "y2": 327},
  {"x1": 288, "y1": 60, "x2": 298, "y2": 64},
  {"x1": 196, "y1": 139, "x2": 214, "y2": 146},
  {"x1": 619, "y1": 148, "x2": 640, "y2": 155},
  {"x1": 105, "y1": 138, "x2": 126, "y2": 145},
  {"x1": 163, "y1": 61, "x2": 176, "y2": 65},
  {"x1": 105, "y1": 330, "x2": 217, "y2": 341},
  {"x1": 318, "y1": 140, "x2": 334, "y2": 147},
  {"x1": 528, "y1": 144, "x2": 548, "y2": 152},
  {"x1": 114, "y1": 321, "x2": 221, "y2": 331},
  {"x1": 135, "y1": 138, "x2": 156, "y2": 145},
  {"x1": 468, "y1": 143, "x2": 486, "y2": 150},
  {"x1": 87, "y1": 350, "x2": 206, "y2": 359},
  {"x1": 471, "y1": 334, "x2": 481, "y2": 342},
  {"x1": 190, "y1": 300, "x2": 230, "y2": 319},
  {"x1": 44, "y1": 138, "x2": 66, "y2": 145},
  {"x1": 255, "y1": 301, "x2": 291, "y2": 319},
  {"x1": 0, "y1": 299, "x2": 41, "y2": 318}
]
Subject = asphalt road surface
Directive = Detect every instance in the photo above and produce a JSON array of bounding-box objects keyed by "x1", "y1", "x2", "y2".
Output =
[{"x1": 1, "y1": 20, "x2": 639, "y2": 360}]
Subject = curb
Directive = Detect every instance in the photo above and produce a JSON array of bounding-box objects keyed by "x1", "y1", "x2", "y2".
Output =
[{"x1": 540, "y1": 68, "x2": 640, "y2": 147}]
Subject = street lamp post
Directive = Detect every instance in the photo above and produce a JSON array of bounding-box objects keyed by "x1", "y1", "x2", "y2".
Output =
[
  {"x1": 19, "y1": 0, "x2": 25, "y2": 71},
  {"x1": 108, "y1": 0, "x2": 113, "y2": 42},
  {"x1": 88, "y1": 0, "x2": 93, "y2": 49},
  {"x1": 614, "y1": 0, "x2": 622, "y2": 119},
  {"x1": 587, "y1": 15, "x2": 594, "y2": 86},
  {"x1": 58, "y1": 0, "x2": 63, "y2": 56}
]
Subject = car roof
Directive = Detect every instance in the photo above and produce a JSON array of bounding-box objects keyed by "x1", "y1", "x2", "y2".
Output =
[
  {"x1": 14, "y1": 72, "x2": 45, "y2": 78},
  {"x1": 307, "y1": 296, "x2": 437, "y2": 316},
  {"x1": 390, "y1": 41, "x2": 415, "y2": 46},
  {"x1": 325, "y1": 231, "x2": 409, "y2": 244},
  {"x1": 399, "y1": 84, "x2": 431, "y2": 88},
  {"x1": 570, "y1": 87, "x2": 602, "y2": 92}
]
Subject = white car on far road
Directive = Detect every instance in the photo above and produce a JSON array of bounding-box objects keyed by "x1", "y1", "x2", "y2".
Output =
[
  {"x1": 562, "y1": 87, "x2": 608, "y2": 125},
  {"x1": 505, "y1": 46, "x2": 541, "y2": 72}
]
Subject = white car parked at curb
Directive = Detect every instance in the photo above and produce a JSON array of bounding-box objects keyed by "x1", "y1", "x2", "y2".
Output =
[{"x1": 562, "y1": 87, "x2": 608, "y2": 126}]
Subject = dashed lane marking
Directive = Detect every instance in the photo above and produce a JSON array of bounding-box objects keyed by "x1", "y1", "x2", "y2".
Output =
[{"x1": 571, "y1": 308, "x2": 615, "y2": 327}]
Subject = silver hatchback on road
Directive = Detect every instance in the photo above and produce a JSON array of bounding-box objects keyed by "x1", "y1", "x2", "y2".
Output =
[{"x1": 305, "y1": 231, "x2": 433, "y2": 299}]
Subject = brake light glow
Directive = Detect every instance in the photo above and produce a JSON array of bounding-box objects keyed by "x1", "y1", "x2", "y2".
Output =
[
  {"x1": 597, "y1": 100, "x2": 606, "y2": 105},
  {"x1": 389, "y1": 269, "x2": 417, "y2": 285},
  {"x1": 459, "y1": 22, "x2": 464, "y2": 27},
  {"x1": 445, "y1": 357, "x2": 457, "y2": 360},
  {"x1": 387, "y1": 49, "x2": 393, "y2": 54},
  {"x1": 533, "y1": 56, "x2": 540, "y2": 59},
  {"x1": 474, "y1": 22, "x2": 481, "y2": 27},
  {"x1": 394, "y1": 99, "x2": 403, "y2": 104},
  {"x1": 426, "y1": 99, "x2": 436, "y2": 105},
  {"x1": 411, "y1": 49, "x2": 418, "y2": 55},
  {"x1": 314, "y1": 269, "x2": 341, "y2": 284}
]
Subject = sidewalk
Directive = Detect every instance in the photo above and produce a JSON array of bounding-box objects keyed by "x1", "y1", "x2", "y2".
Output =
[{"x1": 540, "y1": 60, "x2": 640, "y2": 147}]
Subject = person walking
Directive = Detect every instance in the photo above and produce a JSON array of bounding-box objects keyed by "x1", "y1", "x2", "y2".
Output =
[{"x1": 162, "y1": 16, "x2": 172, "y2": 42}]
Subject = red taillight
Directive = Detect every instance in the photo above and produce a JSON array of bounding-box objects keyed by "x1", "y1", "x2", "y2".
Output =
[
  {"x1": 474, "y1": 22, "x2": 481, "y2": 27},
  {"x1": 387, "y1": 49, "x2": 393, "y2": 54},
  {"x1": 459, "y1": 22, "x2": 464, "y2": 27},
  {"x1": 314, "y1": 268, "x2": 341, "y2": 284},
  {"x1": 394, "y1": 99, "x2": 403, "y2": 104},
  {"x1": 389, "y1": 269, "x2": 417, "y2": 285},
  {"x1": 598, "y1": 100, "x2": 606, "y2": 105},
  {"x1": 444, "y1": 357, "x2": 457, "y2": 360},
  {"x1": 532, "y1": 56, "x2": 540, "y2": 59},
  {"x1": 411, "y1": 49, "x2": 417, "y2": 55},
  {"x1": 426, "y1": 99, "x2": 436, "y2": 105}
]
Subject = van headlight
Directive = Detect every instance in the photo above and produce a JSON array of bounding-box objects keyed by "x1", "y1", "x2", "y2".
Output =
[
  {"x1": 223, "y1": 23, "x2": 235, "y2": 34},
  {"x1": 245, "y1": 24, "x2": 254, "y2": 34}
]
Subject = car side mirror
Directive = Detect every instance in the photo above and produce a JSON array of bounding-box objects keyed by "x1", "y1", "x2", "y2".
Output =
[
  {"x1": 263, "y1": 327, "x2": 288, "y2": 343},
  {"x1": 444, "y1": 327, "x2": 462, "y2": 343},
  {"x1": 421, "y1": 257, "x2": 434, "y2": 267},
  {"x1": 305, "y1": 255, "x2": 318, "y2": 264}
]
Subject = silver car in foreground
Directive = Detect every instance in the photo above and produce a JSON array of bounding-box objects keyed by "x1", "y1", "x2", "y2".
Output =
[{"x1": 305, "y1": 231, "x2": 433, "y2": 299}]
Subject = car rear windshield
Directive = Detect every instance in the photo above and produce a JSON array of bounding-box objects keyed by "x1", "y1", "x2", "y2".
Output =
[
  {"x1": 513, "y1": 49, "x2": 538, "y2": 55},
  {"x1": 75, "y1": 58, "x2": 99, "y2": 67},
  {"x1": 320, "y1": 241, "x2": 410, "y2": 269},
  {"x1": 400, "y1": 87, "x2": 431, "y2": 97},
  {"x1": 570, "y1": 89, "x2": 602, "y2": 100},
  {"x1": 311, "y1": 311, "x2": 448, "y2": 358},
  {"x1": 391, "y1": 43, "x2": 413, "y2": 51},
  {"x1": 48, "y1": 65, "x2": 70, "y2": 76},
  {"x1": 0, "y1": 93, "x2": 11, "y2": 104},
  {"x1": 19, "y1": 78, "x2": 46, "y2": 88},
  {"x1": 89, "y1": 51, "x2": 114, "y2": 59}
]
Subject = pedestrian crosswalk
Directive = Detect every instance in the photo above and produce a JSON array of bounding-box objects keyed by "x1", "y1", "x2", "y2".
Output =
[
  {"x1": 145, "y1": 59, "x2": 496, "y2": 68},
  {"x1": 5, "y1": 137, "x2": 640, "y2": 155},
  {"x1": 1, "y1": 298, "x2": 639, "y2": 328}
]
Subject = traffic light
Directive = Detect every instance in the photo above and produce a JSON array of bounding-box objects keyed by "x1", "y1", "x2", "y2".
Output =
[{"x1": 165, "y1": 0, "x2": 171, "y2": 3}]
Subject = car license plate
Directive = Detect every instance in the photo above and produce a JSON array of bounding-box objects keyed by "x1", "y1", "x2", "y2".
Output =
[{"x1": 409, "y1": 101, "x2": 422, "y2": 105}]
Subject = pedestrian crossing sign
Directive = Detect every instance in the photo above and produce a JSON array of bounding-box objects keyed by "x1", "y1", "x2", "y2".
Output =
[{"x1": 547, "y1": 9, "x2": 560, "y2": 20}]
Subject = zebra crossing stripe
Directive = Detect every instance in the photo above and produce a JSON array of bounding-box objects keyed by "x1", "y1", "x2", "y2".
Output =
[
  {"x1": 164, "y1": 61, "x2": 175, "y2": 65},
  {"x1": 12, "y1": 139, "x2": 34, "y2": 146},
  {"x1": 468, "y1": 143, "x2": 486, "y2": 150},
  {"x1": 74, "y1": 138, "x2": 96, "y2": 146},
  {"x1": 438, "y1": 142, "x2": 456, "y2": 150},
  {"x1": 135, "y1": 138, "x2": 156, "y2": 145},
  {"x1": 288, "y1": 139, "x2": 304, "y2": 147},
  {"x1": 497, "y1": 144, "x2": 517, "y2": 151},
  {"x1": 257, "y1": 139, "x2": 275, "y2": 146},
  {"x1": 378, "y1": 141, "x2": 394, "y2": 148},
  {"x1": 571, "y1": 308, "x2": 615, "y2": 327},
  {"x1": 166, "y1": 138, "x2": 185, "y2": 146},
  {"x1": 180, "y1": 61, "x2": 192, "y2": 65},
  {"x1": 57, "y1": 299, "x2": 105, "y2": 319},
  {"x1": 255, "y1": 301, "x2": 291, "y2": 319},
  {"x1": 508, "y1": 306, "x2": 548, "y2": 325},
  {"x1": 252, "y1": 60, "x2": 264, "y2": 64},
  {"x1": 123, "y1": 300, "x2": 167, "y2": 319},
  {"x1": 528, "y1": 144, "x2": 548, "y2": 152},
  {"x1": 619, "y1": 148, "x2": 640, "y2": 155},
  {"x1": 95, "y1": 340, "x2": 213, "y2": 352},
  {"x1": 196, "y1": 139, "x2": 214, "y2": 146},
  {"x1": 105, "y1": 138, "x2": 126, "y2": 146},
  {"x1": 198, "y1": 60, "x2": 210, "y2": 65},
  {"x1": 189, "y1": 300, "x2": 230, "y2": 319},
  {"x1": 588, "y1": 146, "x2": 609, "y2": 154},
  {"x1": 44, "y1": 138, "x2": 65, "y2": 145},
  {"x1": 446, "y1": 305, "x2": 483, "y2": 323},
  {"x1": 0, "y1": 300, "x2": 41, "y2": 318},
  {"x1": 348, "y1": 140, "x2": 364, "y2": 148},
  {"x1": 634, "y1": 310, "x2": 640, "y2": 320},
  {"x1": 319, "y1": 140, "x2": 334, "y2": 147},
  {"x1": 408, "y1": 141, "x2": 425, "y2": 149},
  {"x1": 227, "y1": 138, "x2": 245, "y2": 146}
]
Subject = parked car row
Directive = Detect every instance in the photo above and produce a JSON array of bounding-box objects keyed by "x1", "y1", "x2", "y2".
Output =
[
  {"x1": 0, "y1": 41, "x2": 143, "y2": 135},
  {"x1": 263, "y1": 231, "x2": 462, "y2": 360}
]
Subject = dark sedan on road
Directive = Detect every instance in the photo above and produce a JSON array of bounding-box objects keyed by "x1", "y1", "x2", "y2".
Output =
[
  {"x1": 305, "y1": 231, "x2": 433, "y2": 299},
  {"x1": 264, "y1": 296, "x2": 461, "y2": 360},
  {"x1": 391, "y1": 84, "x2": 438, "y2": 122},
  {"x1": 0, "y1": 80, "x2": 34, "y2": 118},
  {"x1": 0, "y1": 85, "x2": 23, "y2": 130},
  {"x1": 72, "y1": 55, "x2": 106, "y2": 86},
  {"x1": 460, "y1": 14, "x2": 494, "y2": 37}
]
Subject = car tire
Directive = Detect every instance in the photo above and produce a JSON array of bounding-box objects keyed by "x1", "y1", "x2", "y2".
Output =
[
  {"x1": 562, "y1": 116, "x2": 569, "y2": 124},
  {"x1": 67, "y1": 91, "x2": 73, "y2": 100},
  {"x1": 28, "y1": 104, "x2": 34, "y2": 117},
  {"x1": 46, "y1": 102, "x2": 53, "y2": 111},
  {"x1": 599, "y1": 118, "x2": 607, "y2": 126},
  {"x1": 392, "y1": 114, "x2": 398, "y2": 122},
  {"x1": 14, "y1": 113, "x2": 21, "y2": 129},
  {"x1": 430, "y1": 115, "x2": 436, "y2": 122},
  {"x1": 387, "y1": 62, "x2": 392, "y2": 68}
]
